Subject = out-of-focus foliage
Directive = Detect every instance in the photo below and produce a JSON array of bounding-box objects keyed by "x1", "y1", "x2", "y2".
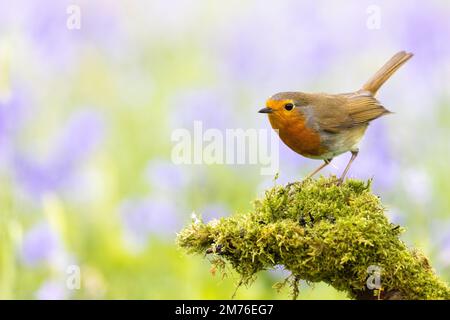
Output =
[{"x1": 0, "y1": 0, "x2": 449, "y2": 299}]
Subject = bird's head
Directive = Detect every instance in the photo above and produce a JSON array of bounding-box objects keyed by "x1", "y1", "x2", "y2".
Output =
[{"x1": 259, "y1": 92, "x2": 307, "y2": 126}]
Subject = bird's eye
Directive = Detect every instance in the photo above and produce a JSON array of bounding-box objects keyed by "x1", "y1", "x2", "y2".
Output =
[{"x1": 284, "y1": 103, "x2": 294, "y2": 111}]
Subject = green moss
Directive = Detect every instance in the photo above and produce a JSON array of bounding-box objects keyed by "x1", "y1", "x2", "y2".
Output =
[{"x1": 177, "y1": 176, "x2": 450, "y2": 300}]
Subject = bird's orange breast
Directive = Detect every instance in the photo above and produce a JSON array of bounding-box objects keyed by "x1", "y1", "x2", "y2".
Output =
[{"x1": 268, "y1": 113, "x2": 327, "y2": 158}]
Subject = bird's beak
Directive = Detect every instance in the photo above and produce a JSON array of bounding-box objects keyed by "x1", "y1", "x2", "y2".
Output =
[{"x1": 258, "y1": 107, "x2": 273, "y2": 114}]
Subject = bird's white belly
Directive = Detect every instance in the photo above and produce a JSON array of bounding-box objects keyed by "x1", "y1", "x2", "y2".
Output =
[{"x1": 317, "y1": 126, "x2": 368, "y2": 160}]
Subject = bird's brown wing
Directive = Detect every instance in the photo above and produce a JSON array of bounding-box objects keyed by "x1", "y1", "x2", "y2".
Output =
[
  {"x1": 344, "y1": 92, "x2": 391, "y2": 125},
  {"x1": 308, "y1": 93, "x2": 390, "y2": 133}
]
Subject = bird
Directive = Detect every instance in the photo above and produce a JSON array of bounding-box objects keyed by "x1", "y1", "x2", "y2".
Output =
[{"x1": 259, "y1": 51, "x2": 413, "y2": 184}]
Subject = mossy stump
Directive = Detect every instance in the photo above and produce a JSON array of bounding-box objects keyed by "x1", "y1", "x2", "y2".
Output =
[{"x1": 177, "y1": 176, "x2": 450, "y2": 300}]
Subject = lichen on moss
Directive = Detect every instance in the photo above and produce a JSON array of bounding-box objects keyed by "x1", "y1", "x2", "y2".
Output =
[{"x1": 177, "y1": 176, "x2": 450, "y2": 300}]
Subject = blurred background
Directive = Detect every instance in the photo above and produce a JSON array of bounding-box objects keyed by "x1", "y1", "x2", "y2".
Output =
[{"x1": 0, "y1": 0, "x2": 449, "y2": 299}]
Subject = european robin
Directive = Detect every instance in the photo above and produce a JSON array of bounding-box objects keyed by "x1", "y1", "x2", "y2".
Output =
[{"x1": 259, "y1": 51, "x2": 413, "y2": 183}]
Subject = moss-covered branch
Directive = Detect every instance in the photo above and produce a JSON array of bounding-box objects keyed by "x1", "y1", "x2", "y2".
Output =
[{"x1": 177, "y1": 177, "x2": 450, "y2": 300}]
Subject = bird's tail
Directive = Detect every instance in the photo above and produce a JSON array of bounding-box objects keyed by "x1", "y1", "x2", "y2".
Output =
[{"x1": 361, "y1": 51, "x2": 413, "y2": 96}]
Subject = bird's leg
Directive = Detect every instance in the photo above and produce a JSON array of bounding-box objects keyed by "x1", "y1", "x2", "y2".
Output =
[
  {"x1": 305, "y1": 158, "x2": 333, "y2": 180},
  {"x1": 337, "y1": 150, "x2": 359, "y2": 185}
]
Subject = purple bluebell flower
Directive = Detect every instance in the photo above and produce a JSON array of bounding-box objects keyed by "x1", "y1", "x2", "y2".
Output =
[
  {"x1": 21, "y1": 223, "x2": 60, "y2": 267},
  {"x1": 14, "y1": 110, "x2": 104, "y2": 198},
  {"x1": 393, "y1": 1, "x2": 450, "y2": 71},
  {"x1": 0, "y1": 87, "x2": 31, "y2": 162},
  {"x1": 50, "y1": 110, "x2": 105, "y2": 166},
  {"x1": 199, "y1": 203, "x2": 229, "y2": 222},
  {"x1": 120, "y1": 197, "x2": 181, "y2": 247},
  {"x1": 145, "y1": 159, "x2": 190, "y2": 194},
  {"x1": 35, "y1": 280, "x2": 67, "y2": 300},
  {"x1": 9, "y1": 0, "x2": 122, "y2": 68},
  {"x1": 0, "y1": 92, "x2": 25, "y2": 140},
  {"x1": 439, "y1": 237, "x2": 450, "y2": 267},
  {"x1": 267, "y1": 265, "x2": 291, "y2": 280}
]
